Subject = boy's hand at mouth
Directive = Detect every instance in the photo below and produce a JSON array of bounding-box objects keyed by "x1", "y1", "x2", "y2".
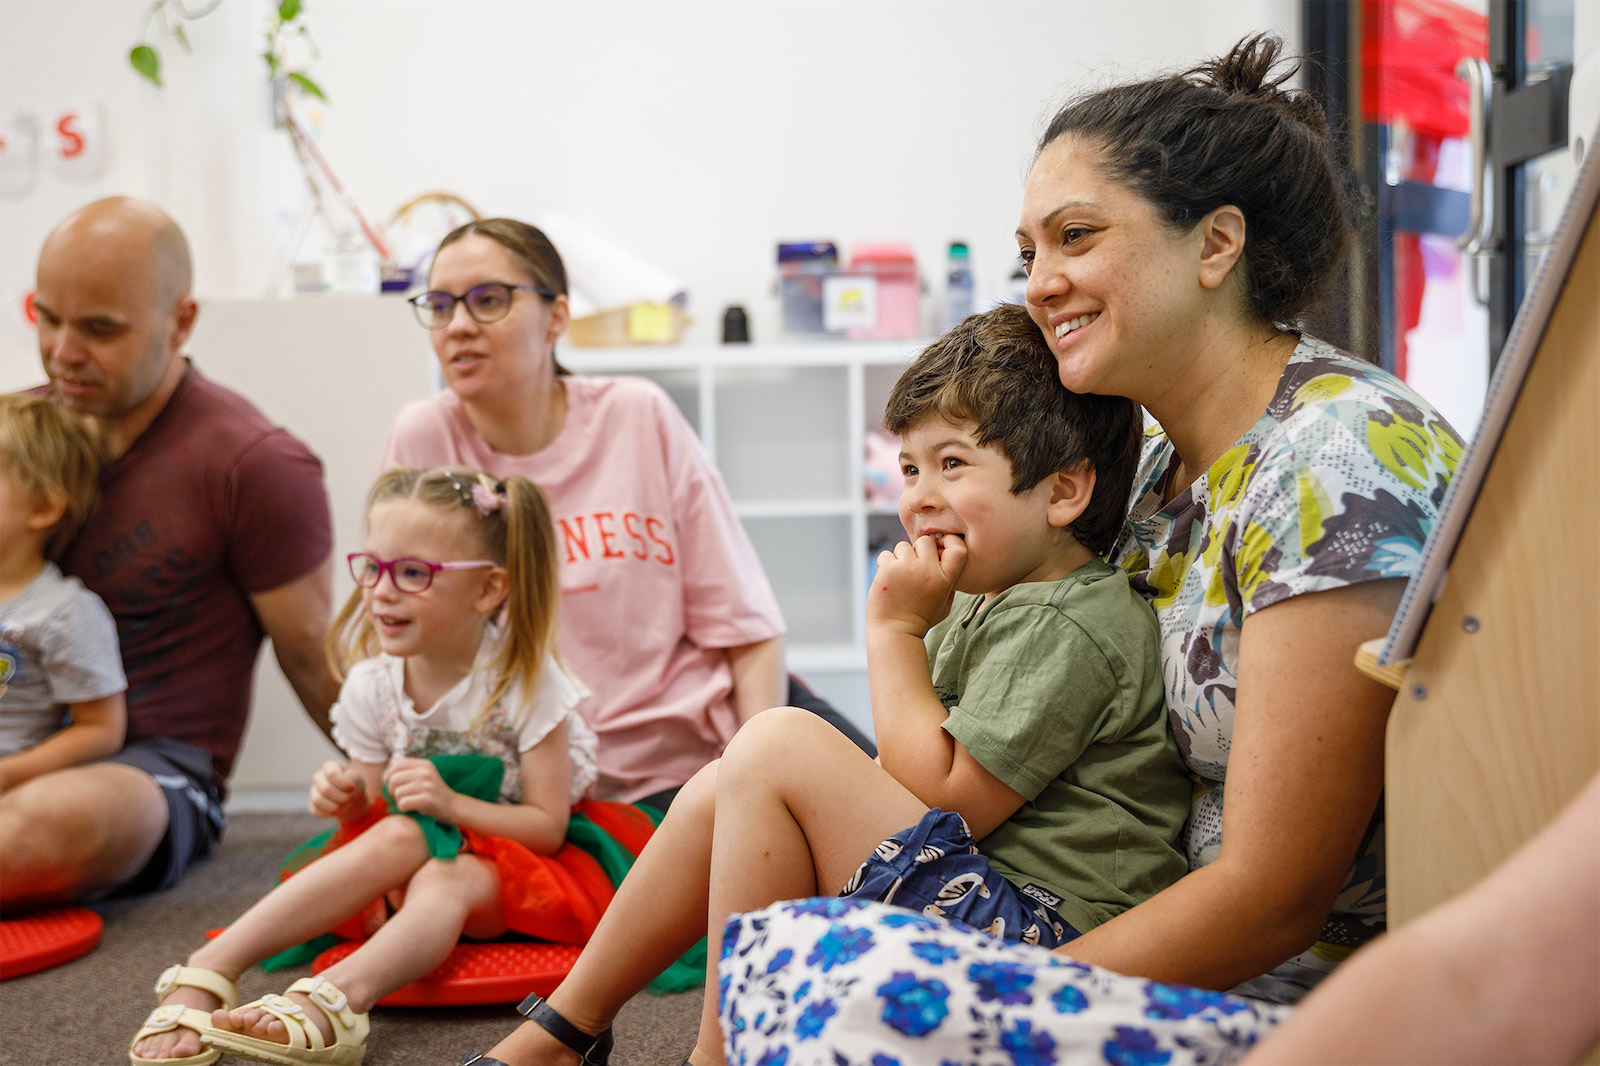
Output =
[{"x1": 866, "y1": 533, "x2": 969, "y2": 639}]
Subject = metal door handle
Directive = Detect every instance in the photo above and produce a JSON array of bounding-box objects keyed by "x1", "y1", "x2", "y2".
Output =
[{"x1": 1456, "y1": 56, "x2": 1495, "y2": 253}]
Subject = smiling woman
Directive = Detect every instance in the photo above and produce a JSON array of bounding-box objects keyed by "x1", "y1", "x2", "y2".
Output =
[{"x1": 712, "y1": 33, "x2": 1468, "y2": 1065}]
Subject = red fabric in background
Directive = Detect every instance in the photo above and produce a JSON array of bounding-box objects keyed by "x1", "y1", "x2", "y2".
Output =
[
  {"x1": 1362, "y1": 0, "x2": 1485, "y2": 377},
  {"x1": 1361, "y1": 0, "x2": 1487, "y2": 139}
]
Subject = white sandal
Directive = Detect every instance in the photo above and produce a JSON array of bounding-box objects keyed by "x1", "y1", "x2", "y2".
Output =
[
  {"x1": 128, "y1": 963, "x2": 242, "y2": 1066},
  {"x1": 200, "y1": 975, "x2": 369, "y2": 1065}
]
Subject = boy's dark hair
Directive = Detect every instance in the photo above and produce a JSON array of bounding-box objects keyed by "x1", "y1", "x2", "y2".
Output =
[
  {"x1": 1037, "y1": 33, "x2": 1351, "y2": 328},
  {"x1": 883, "y1": 303, "x2": 1141, "y2": 555}
]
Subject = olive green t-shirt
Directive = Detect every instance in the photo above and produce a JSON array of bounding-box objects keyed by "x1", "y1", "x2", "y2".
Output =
[{"x1": 927, "y1": 558, "x2": 1189, "y2": 935}]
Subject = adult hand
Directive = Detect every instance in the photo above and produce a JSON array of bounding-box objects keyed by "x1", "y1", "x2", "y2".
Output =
[
  {"x1": 384, "y1": 756, "x2": 457, "y2": 822},
  {"x1": 308, "y1": 761, "x2": 367, "y2": 821},
  {"x1": 866, "y1": 534, "x2": 968, "y2": 638}
]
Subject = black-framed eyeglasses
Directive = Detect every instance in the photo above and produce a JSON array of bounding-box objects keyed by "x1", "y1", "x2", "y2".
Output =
[
  {"x1": 408, "y1": 282, "x2": 554, "y2": 330},
  {"x1": 347, "y1": 552, "x2": 496, "y2": 594}
]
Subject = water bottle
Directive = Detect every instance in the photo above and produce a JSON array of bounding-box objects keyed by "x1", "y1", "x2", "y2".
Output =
[
  {"x1": 940, "y1": 241, "x2": 974, "y2": 333},
  {"x1": 1004, "y1": 263, "x2": 1028, "y2": 307}
]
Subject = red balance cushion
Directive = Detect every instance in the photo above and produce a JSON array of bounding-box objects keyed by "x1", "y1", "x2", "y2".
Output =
[
  {"x1": 0, "y1": 906, "x2": 103, "y2": 979},
  {"x1": 313, "y1": 939, "x2": 580, "y2": 1007}
]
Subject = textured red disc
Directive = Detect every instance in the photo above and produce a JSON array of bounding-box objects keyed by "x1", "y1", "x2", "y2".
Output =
[
  {"x1": 313, "y1": 939, "x2": 580, "y2": 1006},
  {"x1": 0, "y1": 906, "x2": 103, "y2": 979}
]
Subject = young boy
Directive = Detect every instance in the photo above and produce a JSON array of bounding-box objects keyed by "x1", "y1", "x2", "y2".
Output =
[
  {"x1": 0, "y1": 393, "x2": 126, "y2": 792},
  {"x1": 469, "y1": 302, "x2": 1192, "y2": 1066},
  {"x1": 848, "y1": 299, "x2": 1189, "y2": 942}
]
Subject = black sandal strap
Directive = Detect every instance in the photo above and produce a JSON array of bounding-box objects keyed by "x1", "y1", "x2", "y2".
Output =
[
  {"x1": 456, "y1": 1054, "x2": 511, "y2": 1065},
  {"x1": 515, "y1": 993, "x2": 614, "y2": 1065}
]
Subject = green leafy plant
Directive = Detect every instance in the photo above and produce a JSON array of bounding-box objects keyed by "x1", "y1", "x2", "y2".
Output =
[{"x1": 129, "y1": 0, "x2": 325, "y2": 103}]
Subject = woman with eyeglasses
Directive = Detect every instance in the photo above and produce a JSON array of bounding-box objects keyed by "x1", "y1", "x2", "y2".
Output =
[{"x1": 383, "y1": 219, "x2": 869, "y2": 816}]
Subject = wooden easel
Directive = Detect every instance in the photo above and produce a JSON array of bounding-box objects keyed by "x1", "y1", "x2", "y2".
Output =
[
  {"x1": 1358, "y1": 138, "x2": 1599, "y2": 1062},
  {"x1": 1374, "y1": 172, "x2": 1598, "y2": 928}
]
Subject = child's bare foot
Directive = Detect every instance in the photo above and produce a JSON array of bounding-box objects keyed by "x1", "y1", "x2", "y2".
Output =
[
  {"x1": 131, "y1": 985, "x2": 221, "y2": 1060},
  {"x1": 210, "y1": 989, "x2": 335, "y2": 1048},
  {"x1": 129, "y1": 964, "x2": 240, "y2": 1062},
  {"x1": 201, "y1": 977, "x2": 370, "y2": 1059}
]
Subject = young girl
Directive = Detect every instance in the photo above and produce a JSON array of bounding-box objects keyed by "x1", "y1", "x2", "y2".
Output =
[{"x1": 129, "y1": 466, "x2": 601, "y2": 1066}]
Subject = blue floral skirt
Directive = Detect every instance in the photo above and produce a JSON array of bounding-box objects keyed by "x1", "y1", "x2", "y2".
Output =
[{"x1": 718, "y1": 898, "x2": 1290, "y2": 1066}]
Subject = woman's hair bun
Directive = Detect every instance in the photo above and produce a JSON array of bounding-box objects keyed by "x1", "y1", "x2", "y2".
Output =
[
  {"x1": 1188, "y1": 32, "x2": 1329, "y2": 137},
  {"x1": 1200, "y1": 32, "x2": 1289, "y2": 95}
]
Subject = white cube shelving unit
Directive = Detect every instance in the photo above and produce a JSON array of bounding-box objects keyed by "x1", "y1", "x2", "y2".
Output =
[{"x1": 560, "y1": 341, "x2": 925, "y2": 709}]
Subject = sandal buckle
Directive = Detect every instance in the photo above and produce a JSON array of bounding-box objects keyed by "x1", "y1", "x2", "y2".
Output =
[
  {"x1": 144, "y1": 1003, "x2": 184, "y2": 1030},
  {"x1": 154, "y1": 964, "x2": 181, "y2": 996},
  {"x1": 309, "y1": 979, "x2": 348, "y2": 1013},
  {"x1": 262, "y1": 993, "x2": 304, "y2": 1016}
]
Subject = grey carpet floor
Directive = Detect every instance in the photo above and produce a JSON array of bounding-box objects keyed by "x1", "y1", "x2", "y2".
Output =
[{"x1": 0, "y1": 812, "x2": 702, "y2": 1065}]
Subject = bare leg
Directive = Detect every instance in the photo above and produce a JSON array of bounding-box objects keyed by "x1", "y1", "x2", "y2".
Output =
[
  {"x1": 132, "y1": 814, "x2": 430, "y2": 1061},
  {"x1": 212, "y1": 850, "x2": 503, "y2": 1047},
  {"x1": 688, "y1": 708, "x2": 928, "y2": 1065},
  {"x1": 486, "y1": 709, "x2": 929, "y2": 1066},
  {"x1": 0, "y1": 762, "x2": 167, "y2": 907},
  {"x1": 484, "y1": 760, "x2": 722, "y2": 1065}
]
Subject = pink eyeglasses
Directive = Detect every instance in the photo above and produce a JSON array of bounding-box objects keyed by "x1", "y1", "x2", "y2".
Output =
[{"x1": 346, "y1": 552, "x2": 496, "y2": 594}]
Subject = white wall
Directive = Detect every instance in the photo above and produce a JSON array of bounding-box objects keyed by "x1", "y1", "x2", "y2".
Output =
[
  {"x1": 187, "y1": 297, "x2": 436, "y2": 800},
  {"x1": 0, "y1": 0, "x2": 1300, "y2": 795},
  {"x1": 2, "y1": 0, "x2": 1298, "y2": 381}
]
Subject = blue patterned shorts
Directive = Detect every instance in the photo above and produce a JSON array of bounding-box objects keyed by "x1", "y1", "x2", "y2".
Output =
[
  {"x1": 718, "y1": 898, "x2": 1288, "y2": 1066},
  {"x1": 839, "y1": 808, "x2": 1077, "y2": 949}
]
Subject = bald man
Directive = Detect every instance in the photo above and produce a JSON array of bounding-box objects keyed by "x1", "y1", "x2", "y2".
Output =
[{"x1": 0, "y1": 197, "x2": 338, "y2": 905}]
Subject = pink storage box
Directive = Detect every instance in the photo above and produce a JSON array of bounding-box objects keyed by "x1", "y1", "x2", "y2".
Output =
[{"x1": 843, "y1": 244, "x2": 920, "y2": 340}]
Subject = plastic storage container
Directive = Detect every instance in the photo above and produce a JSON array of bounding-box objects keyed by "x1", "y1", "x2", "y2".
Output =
[
  {"x1": 777, "y1": 241, "x2": 839, "y2": 336},
  {"x1": 830, "y1": 244, "x2": 920, "y2": 340}
]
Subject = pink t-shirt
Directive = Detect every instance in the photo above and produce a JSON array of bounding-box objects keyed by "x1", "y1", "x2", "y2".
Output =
[{"x1": 381, "y1": 376, "x2": 785, "y2": 802}]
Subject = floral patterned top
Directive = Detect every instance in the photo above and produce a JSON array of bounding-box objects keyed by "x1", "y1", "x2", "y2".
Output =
[
  {"x1": 1113, "y1": 335, "x2": 1462, "y2": 999},
  {"x1": 330, "y1": 625, "x2": 597, "y2": 805}
]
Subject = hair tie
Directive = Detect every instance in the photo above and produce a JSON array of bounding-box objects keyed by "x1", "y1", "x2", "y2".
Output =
[{"x1": 471, "y1": 474, "x2": 505, "y2": 516}]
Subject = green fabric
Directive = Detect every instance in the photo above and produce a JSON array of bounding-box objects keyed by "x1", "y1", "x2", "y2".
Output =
[
  {"x1": 384, "y1": 753, "x2": 506, "y2": 860},
  {"x1": 648, "y1": 937, "x2": 707, "y2": 994},
  {"x1": 927, "y1": 561, "x2": 1190, "y2": 936},
  {"x1": 565, "y1": 812, "x2": 641, "y2": 886},
  {"x1": 261, "y1": 933, "x2": 340, "y2": 972},
  {"x1": 273, "y1": 823, "x2": 337, "y2": 883}
]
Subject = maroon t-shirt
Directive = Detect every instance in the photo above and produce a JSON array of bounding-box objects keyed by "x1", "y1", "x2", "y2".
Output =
[{"x1": 56, "y1": 363, "x2": 331, "y2": 795}]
